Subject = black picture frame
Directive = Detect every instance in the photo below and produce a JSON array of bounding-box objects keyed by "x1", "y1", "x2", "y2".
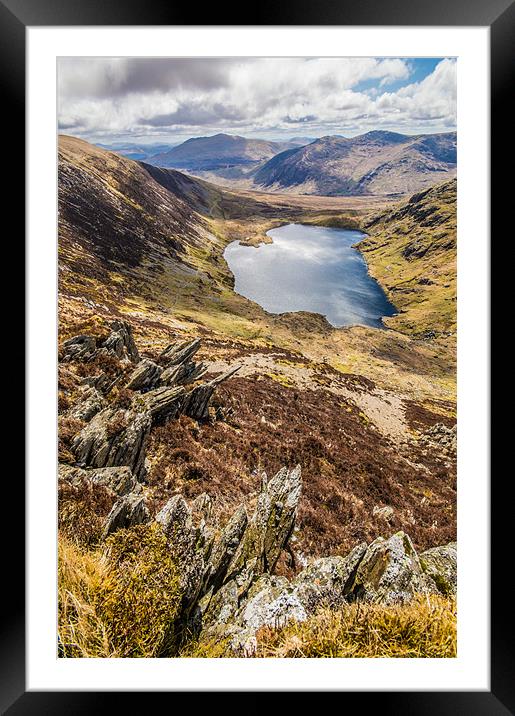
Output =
[{"x1": 4, "y1": 0, "x2": 506, "y2": 710}]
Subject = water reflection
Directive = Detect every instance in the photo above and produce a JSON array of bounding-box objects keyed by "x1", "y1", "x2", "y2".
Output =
[{"x1": 224, "y1": 223, "x2": 396, "y2": 328}]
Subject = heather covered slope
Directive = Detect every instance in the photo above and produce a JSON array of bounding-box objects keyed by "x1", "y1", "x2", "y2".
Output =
[
  {"x1": 58, "y1": 135, "x2": 229, "y2": 305},
  {"x1": 254, "y1": 131, "x2": 456, "y2": 196}
]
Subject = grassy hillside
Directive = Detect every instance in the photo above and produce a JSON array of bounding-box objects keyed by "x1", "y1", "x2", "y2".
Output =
[{"x1": 359, "y1": 179, "x2": 457, "y2": 338}]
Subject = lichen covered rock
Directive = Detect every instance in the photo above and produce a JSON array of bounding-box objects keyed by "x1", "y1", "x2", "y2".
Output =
[{"x1": 420, "y1": 542, "x2": 457, "y2": 595}]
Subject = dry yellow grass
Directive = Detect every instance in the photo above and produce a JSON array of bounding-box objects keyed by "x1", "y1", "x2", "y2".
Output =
[
  {"x1": 58, "y1": 525, "x2": 182, "y2": 658},
  {"x1": 253, "y1": 594, "x2": 457, "y2": 658}
]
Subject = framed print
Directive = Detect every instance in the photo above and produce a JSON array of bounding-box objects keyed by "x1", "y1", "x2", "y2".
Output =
[{"x1": 3, "y1": 0, "x2": 508, "y2": 709}]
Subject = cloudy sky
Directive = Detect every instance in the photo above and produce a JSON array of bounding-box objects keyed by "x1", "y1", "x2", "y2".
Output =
[{"x1": 58, "y1": 57, "x2": 456, "y2": 145}]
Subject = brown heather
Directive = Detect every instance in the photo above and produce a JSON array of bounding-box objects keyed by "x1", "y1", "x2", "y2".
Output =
[{"x1": 145, "y1": 375, "x2": 455, "y2": 556}]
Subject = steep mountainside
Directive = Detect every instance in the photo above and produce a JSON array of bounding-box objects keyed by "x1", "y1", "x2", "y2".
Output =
[
  {"x1": 359, "y1": 178, "x2": 457, "y2": 336},
  {"x1": 149, "y1": 133, "x2": 294, "y2": 172},
  {"x1": 58, "y1": 136, "x2": 229, "y2": 307},
  {"x1": 254, "y1": 131, "x2": 456, "y2": 196}
]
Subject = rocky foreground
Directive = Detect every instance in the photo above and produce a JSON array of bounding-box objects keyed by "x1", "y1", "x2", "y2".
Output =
[{"x1": 58, "y1": 320, "x2": 456, "y2": 657}]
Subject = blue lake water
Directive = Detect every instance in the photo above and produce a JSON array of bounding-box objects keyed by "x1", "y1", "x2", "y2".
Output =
[{"x1": 224, "y1": 223, "x2": 397, "y2": 329}]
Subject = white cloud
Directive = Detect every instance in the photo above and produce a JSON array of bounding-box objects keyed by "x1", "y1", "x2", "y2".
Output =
[{"x1": 57, "y1": 57, "x2": 456, "y2": 141}]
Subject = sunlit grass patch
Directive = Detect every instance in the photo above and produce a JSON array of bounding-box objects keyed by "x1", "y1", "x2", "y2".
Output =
[
  {"x1": 254, "y1": 594, "x2": 456, "y2": 658},
  {"x1": 58, "y1": 525, "x2": 182, "y2": 658}
]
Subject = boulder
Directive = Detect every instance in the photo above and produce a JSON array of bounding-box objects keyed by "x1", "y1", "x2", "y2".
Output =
[
  {"x1": 238, "y1": 574, "x2": 308, "y2": 631},
  {"x1": 420, "y1": 542, "x2": 457, "y2": 595},
  {"x1": 349, "y1": 531, "x2": 435, "y2": 604},
  {"x1": 293, "y1": 543, "x2": 367, "y2": 612}
]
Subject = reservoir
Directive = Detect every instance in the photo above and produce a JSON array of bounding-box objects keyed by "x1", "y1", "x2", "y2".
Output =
[{"x1": 224, "y1": 223, "x2": 397, "y2": 328}]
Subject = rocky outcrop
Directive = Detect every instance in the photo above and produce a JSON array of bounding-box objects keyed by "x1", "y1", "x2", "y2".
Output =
[
  {"x1": 97, "y1": 461, "x2": 453, "y2": 656},
  {"x1": 100, "y1": 320, "x2": 140, "y2": 363},
  {"x1": 71, "y1": 407, "x2": 152, "y2": 479},
  {"x1": 61, "y1": 321, "x2": 140, "y2": 364},
  {"x1": 69, "y1": 386, "x2": 106, "y2": 422},
  {"x1": 125, "y1": 359, "x2": 162, "y2": 391},
  {"x1": 222, "y1": 465, "x2": 302, "y2": 595},
  {"x1": 160, "y1": 338, "x2": 201, "y2": 366},
  {"x1": 60, "y1": 324, "x2": 240, "y2": 479},
  {"x1": 182, "y1": 366, "x2": 241, "y2": 421},
  {"x1": 61, "y1": 335, "x2": 97, "y2": 363},
  {"x1": 58, "y1": 463, "x2": 139, "y2": 496},
  {"x1": 59, "y1": 444, "x2": 457, "y2": 656}
]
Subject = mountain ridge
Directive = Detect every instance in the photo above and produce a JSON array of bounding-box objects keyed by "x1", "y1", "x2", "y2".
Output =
[{"x1": 254, "y1": 130, "x2": 457, "y2": 196}]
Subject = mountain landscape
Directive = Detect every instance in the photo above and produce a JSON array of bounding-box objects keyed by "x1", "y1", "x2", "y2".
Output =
[
  {"x1": 58, "y1": 134, "x2": 457, "y2": 658},
  {"x1": 146, "y1": 133, "x2": 298, "y2": 180},
  {"x1": 97, "y1": 142, "x2": 178, "y2": 161},
  {"x1": 56, "y1": 45, "x2": 458, "y2": 666}
]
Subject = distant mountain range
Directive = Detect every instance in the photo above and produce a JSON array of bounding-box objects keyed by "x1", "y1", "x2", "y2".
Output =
[
  {"x1": 253, "y1": 131, "x2": 457, "y2": 196},
  {"x1": 147, "y1": 133, "x2": 301, "y2": 174},
  {"x1": 97, "y1": 130, "x2": 456, "y2": 197}
]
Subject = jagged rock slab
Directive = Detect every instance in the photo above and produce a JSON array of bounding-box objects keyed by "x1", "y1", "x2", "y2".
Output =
[
  {"x1": 71, "y1": 407, "x2": 152, "y2": 479},
  {"x1": 160, "y1": 338, "x2": 201, "y2": 366},
  {"x1": 160, "y1": 360, "x2": 208, "y2": 388},
  {"x1": 223, "y1": 465, "x2": 302, "y2": 597},
  {"x1": 101, "y1": 320, "x2": 140, "y2": 363},
  {"x1": 156, "y1": 495, "x2": 205, "y2": 611},
  {"x1": 182, "y1": 366, "x2": 241, "y2": 421},
  {"x1": 69, "y1": 386, "x2": 106, "y2": 422},
  {"x1": 61, "y1": 335, "x2": 97, "y2": 362},
  {"x1": 202, "y1": 505, "x2": 248, "y2": 594},
  {"x1": 139, "y1": 385, "x2": 185, "y2": 422},
  {"x1": 125, "y1": 359, "x2": 162, "y2": 391},
  {"x1": 102, "y1": 493, "x2": 150, "y2": 538}
]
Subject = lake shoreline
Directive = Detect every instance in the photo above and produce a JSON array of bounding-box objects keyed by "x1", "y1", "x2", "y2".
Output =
[{"x1": 224, "y1": 223, "x2": 397, "y2": 330}]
